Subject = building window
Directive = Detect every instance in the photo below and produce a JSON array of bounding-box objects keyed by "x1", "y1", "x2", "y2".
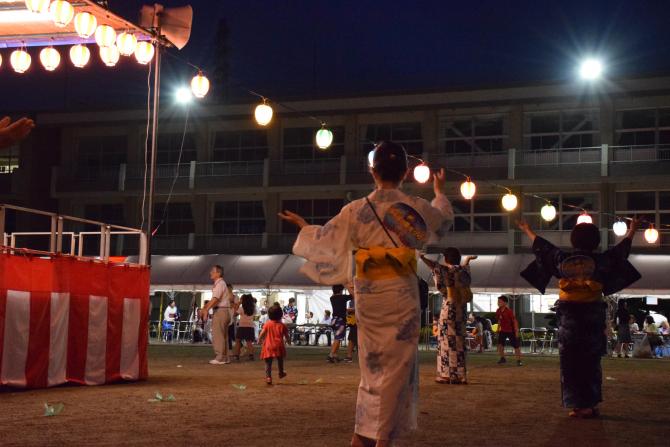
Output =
[
  {"x1": 360, "y1": 122, "x2": 423, "y2": 156},
  {"x1": 212, "y1": 201, "x2": 265, "y2": 234},
  {"x1": 212, "y1": 130, "x2": 268, "y2": 162},
  {"x1": 448, "y1": 197, "x2": 507, "y2": 232},
  {"x1": 0, "y1": 144, "x2": 19, "y2": 174},
  {"x1": 84, "y1": 204, "x2": 125, "y2": 226},
  {"x1": 157, "y1": 132, "x2": 197, "y2": 164},
  {"x1": 153, "y1": 203, "x2": 194, "y2": 235},
  {"x1": 77, "y1": 135, "x2": 127, "y2": 171},
  {"x1": 283, "y1": 127, "x2": 344, "y2": 160},
  {"x1": 524, "y1": 110, "x2": 599, "y2": 150},
  {"x1": 616, "y1": 190, "x2": 670, "y2": 230},
  {"x1": 616, "y1": 108, "x2": 670, "y2": 148},
  {"x1": 281, "y1": 199, "x2": 344, "y2": 232},
  {"x1": 522, "y1": 193, "x2": 599, "y2": 230},
  {"x1": 439, "y1": 115, "x2": 506, "y2": 154}
]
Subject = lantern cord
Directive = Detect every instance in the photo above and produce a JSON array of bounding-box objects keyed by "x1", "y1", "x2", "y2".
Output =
[
  {"x1": 152, "y1": 105, "x2": 191, "y2": 236},
  {"x1": 140, "y1": 59, "x2": 153, "y2": 233},
  {"x1": 163, "y1": 48, "x2": 329, "y2": 126}
]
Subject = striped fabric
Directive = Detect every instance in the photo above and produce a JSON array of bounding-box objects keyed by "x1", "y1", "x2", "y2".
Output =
[{"x1": 0, "y1": 254, "x2": 150, "y2": 389}]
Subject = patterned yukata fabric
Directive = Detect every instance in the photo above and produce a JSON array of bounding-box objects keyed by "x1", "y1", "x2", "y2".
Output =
[
  {"x1": 557, "y1": 301, "x2": 607, "y2": 408},
  {"x1": 432, "y1": 264, "x2": 470, "y2": 382},
  {"x1": 292, "y1": 188, "x2": 453, "y2": 441}
]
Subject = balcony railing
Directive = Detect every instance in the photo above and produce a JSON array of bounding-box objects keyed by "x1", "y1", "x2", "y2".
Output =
[
  {"x1": 609, "y1": 145, "x2": 670, "y2": 163},
  {"x1": 52, "y1": 143, "x2": 670, "y2": 196},
  {"x1": 516, "y1": 146, "x2": 601, "y2": 166}
]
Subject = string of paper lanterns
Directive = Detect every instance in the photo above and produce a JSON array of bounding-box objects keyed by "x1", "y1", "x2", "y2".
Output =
[{"x1": 403, "y1": 155, "x2": 666, "y2": 244}]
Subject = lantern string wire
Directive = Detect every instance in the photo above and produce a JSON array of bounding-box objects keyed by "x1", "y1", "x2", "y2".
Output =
[
  {"x1": 139, "y1": 59, "x2": 152, "y2": 233},
  {"x1": 163, "y1": 48, "x2": 328, "y2": 126}
]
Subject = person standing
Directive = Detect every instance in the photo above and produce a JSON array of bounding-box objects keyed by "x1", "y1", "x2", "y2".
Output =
[
  {"x1": 280, "y1": 141, "x2": 453, "y2": 446},
  {"x1": 495, "y1": 295, "x2": 523, "y2": 366},
  {"x1": 613, "y1": 300, "x2": 632, "y2": 358},
  {"x1": 259, "y1": 304, "x2": 290, "y2": 385},
  {"x1": 328, "y1": 285, "x2": 349, "y2": 362},
  {"x1": 227, "y1": 284, "x2": 239, "y2": 351},
  {"x1": 233, "y1": 294, "x2": 256, "y2": 361},
  {"x1": 518, "y1": 217, "x2": 641, "y2": 418},
  {"x1": 201, "y1": 265, "x2": 234, "y2": 365},
  {"x1": 162, "y1": 299, "x2": 179, "y2": 341},
  {"x1": 421, "y1": 248, "x2": 476, "y2": 384}
]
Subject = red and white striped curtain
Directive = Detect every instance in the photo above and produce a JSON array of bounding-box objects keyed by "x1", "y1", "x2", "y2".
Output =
[{"x1": 0, "y1": 253, "x2": 150, "y2": 389}]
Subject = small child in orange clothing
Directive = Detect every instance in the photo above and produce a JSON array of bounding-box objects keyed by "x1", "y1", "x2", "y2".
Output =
[{"x1": 259, "y1": 304, "x2": 290, "y2": 385}]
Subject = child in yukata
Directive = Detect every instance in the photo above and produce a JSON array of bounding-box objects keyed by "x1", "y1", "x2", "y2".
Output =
[
  {"x1": 421, "y1": 248, "x2": 477, "y2": 384},
  {"x1": 517, "y1": 218, "x2": 641, "y2": 418}
]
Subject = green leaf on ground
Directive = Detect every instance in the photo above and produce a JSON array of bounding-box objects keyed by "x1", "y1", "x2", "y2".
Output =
[
  {"x1": 44, "y1": 402, "x2": 64, "y2": 417},
  {"x1": 314, "y1": 378, "x2": 323, "y2": 383},
  {"x1": 231, "y1": 384, "x2": 247, "y2": 391}
]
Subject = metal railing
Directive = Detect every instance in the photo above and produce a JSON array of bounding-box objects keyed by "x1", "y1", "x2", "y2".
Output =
[
  {"x1": 516, "y1": 146, "x2": 601, "y2": 166},
  {"x1": 195, "y1": 161, "x2": 264, "y2": 177},
  {"x1": 0, "y1": 203, "x2": 147, "y2": 265},
  {"x1": 272, "y1": 158, "x2": 341, "y2": 175},
  {"x1": 435, "y1": 151, "x2": 508, "y2": 168},
  {"x1": 609, "y1": 145, "x2": 670, "y2": 163}
]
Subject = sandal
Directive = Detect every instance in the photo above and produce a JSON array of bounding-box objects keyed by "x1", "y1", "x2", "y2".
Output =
[
  {"x1": 435, "y1": 377, "x2": 450, "y2": 384},
  {"x1": 279, "y1": 371, "x2": 287, "y2": 379},
  {"x1": 568, "y1": 407, "x2": 600, "y2": 419},
  {"x1": 265, "y1": 377, "x2": 272, "y2": 385}
]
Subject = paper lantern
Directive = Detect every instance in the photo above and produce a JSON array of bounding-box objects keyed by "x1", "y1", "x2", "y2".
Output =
[
  {"x1": 541, "y1": 204, "x2": 556, "y2": 221},
  {"x1": 501, "y1": 193, "x2": 518, "y2": 211},
  {"x1": 39, "y1": 46, "x2": 60, "y2": 71},
  {"x1": 25, "y1": 0, "x2": 51, "y2": 13},
  {"x1": 10, "y1": 49, "x2": 31, "y2": 73},
  {"x1": 49, "y1": 0, "x2": 74, "y2": 27},
  {"x1": 116, "y1": 32, "x2": 137, "y2": 56},
  {"x1": 368, "y1": 150, "x2": 375, "y2": 167},
  {"x1": 69, "y1": 44, "x2": 90, "y2": 68},
  {"x1": 254, "y1": 102, "x2": 273, "y2": 126},
  {"x1": 190, "y1": 71, "x2": 210, "y2": 98},
  {"x1": 413, "y1": 164, "x2": 430, "y2": 183},
  {"x1": 95, "y1": 25, "x2": 116, "y2": 48},
  {"x1": 576, "y1": 212, "x2": 593, "y2": 225},
  {"x1": 644, "y1": 225, "x2": 659, "y2": 244},
  {"x1": 134, "y1": 41, "x2": 155, "y2": 65},
  {"x1": 73, "y1": 12, "x2": 97, "y2": 38},
  {"x1": 316, "y1": 127, "x2": 334, "y2": 150},
  {"x1": 99, "y1": 45, "x2": 120, "y2": 67},
  {"x1": 460, "y1": 178, "x2": 476, "y2": 200},
  {"x1": 612, "y1": 220, "x2": 627, "y2": 237}
]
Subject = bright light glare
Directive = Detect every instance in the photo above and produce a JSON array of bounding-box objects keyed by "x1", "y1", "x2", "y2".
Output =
[
  {"x1": 0, "y1": 10, "x2": 53, "y2": 23},
  {"x1": 579, "y1": 58, "x2": 603, "y2": 80},
  {"x1": 176, "y1": 87, "x2": 192, "y2": 104}
]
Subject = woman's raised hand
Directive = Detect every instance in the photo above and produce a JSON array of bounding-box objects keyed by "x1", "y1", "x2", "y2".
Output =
[
  {"x1": 433, "y1": 168, "x2": 446, "y2": 195},
  {"x1": 278, "y1": 210, "x2": 309, "y2": 229}
]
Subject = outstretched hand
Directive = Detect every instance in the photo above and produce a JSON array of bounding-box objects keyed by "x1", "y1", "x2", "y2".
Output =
[
  {"x1": 278, "y1": 210, "x2": 309, "y2": 229},
  {"x1": 0, "y1": 116, "x2": 35, "y2": 149},
  {"x1": 433, "y1": 168, "x2": 446, "y2": 195},
  {"x1": 515, "y1": 219, "x2": 537, "y2": 242}
]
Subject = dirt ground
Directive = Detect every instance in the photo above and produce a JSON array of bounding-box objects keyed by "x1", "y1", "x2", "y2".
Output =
[{"x1": 1, "y1": 344, "x2": 669, "y2": 447}]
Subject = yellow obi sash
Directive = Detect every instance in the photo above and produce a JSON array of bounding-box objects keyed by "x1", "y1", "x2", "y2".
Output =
[
  {"x1": 558, "y1": 278, "x2": 604, "y2": 302},
  {"x1": 355, "y1": 246, "x2": 416, "y2": 280}
]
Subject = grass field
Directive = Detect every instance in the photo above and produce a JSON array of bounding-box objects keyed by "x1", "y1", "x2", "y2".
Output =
[{"x1": 1, "y1": 345, "x2": 669, "y2": 446}]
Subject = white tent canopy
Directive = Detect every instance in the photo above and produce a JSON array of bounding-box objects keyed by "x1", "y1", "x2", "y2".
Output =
[{"x1": 129, "y1": 253, "x2": 670, "y2": 297}]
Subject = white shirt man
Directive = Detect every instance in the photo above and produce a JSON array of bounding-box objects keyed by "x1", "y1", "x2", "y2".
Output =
[
  {"x1": 201, "y1": 265, "x2": 234, "y2": 365},
  {"x1": 164, "y1": 301, "x2": 178, "y2": 323}
]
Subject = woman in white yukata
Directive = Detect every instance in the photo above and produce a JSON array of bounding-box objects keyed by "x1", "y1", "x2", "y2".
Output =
[{"x1": 279, "y1": 141, "x2": 453, "y2": 447}]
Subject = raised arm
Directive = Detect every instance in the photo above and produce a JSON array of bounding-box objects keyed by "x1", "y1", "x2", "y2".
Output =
[
  {"x1": 516, "y1": 219, "x2": 537, "y2": 243},
  {"x1": 463, "y1": 255, "x2": 478, "y2": 266},
  {"x1": 420, "y1": 255, "x2": 438, "y2": 270}
]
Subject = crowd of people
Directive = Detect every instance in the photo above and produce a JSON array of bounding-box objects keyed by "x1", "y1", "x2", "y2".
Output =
[{"x1": 153, "y1": 140, "x2": 665, "y2": 446}]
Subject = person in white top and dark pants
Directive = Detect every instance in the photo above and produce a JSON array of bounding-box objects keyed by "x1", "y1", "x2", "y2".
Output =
[{"x1": 201, "y1": 265, "x2": 234, "y2": 364}]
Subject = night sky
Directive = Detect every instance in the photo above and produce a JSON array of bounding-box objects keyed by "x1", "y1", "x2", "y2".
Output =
[{"x1": 3, "y1": 0, "x2": 670, "y2": 113}]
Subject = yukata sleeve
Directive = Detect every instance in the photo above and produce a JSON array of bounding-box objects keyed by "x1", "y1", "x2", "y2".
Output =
[
  {"x1": 520, "y1": 236, "x2": 564, "y2": 294},
  {"x1": 292, "y1": 204, "x2": 354, "y2": 285},
  {"x1": 601, "y1": 238, "x2": 642, "y2": 295},
  {"x1": 426, "y1": 194, "x2": 455, "y2": 239}
]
